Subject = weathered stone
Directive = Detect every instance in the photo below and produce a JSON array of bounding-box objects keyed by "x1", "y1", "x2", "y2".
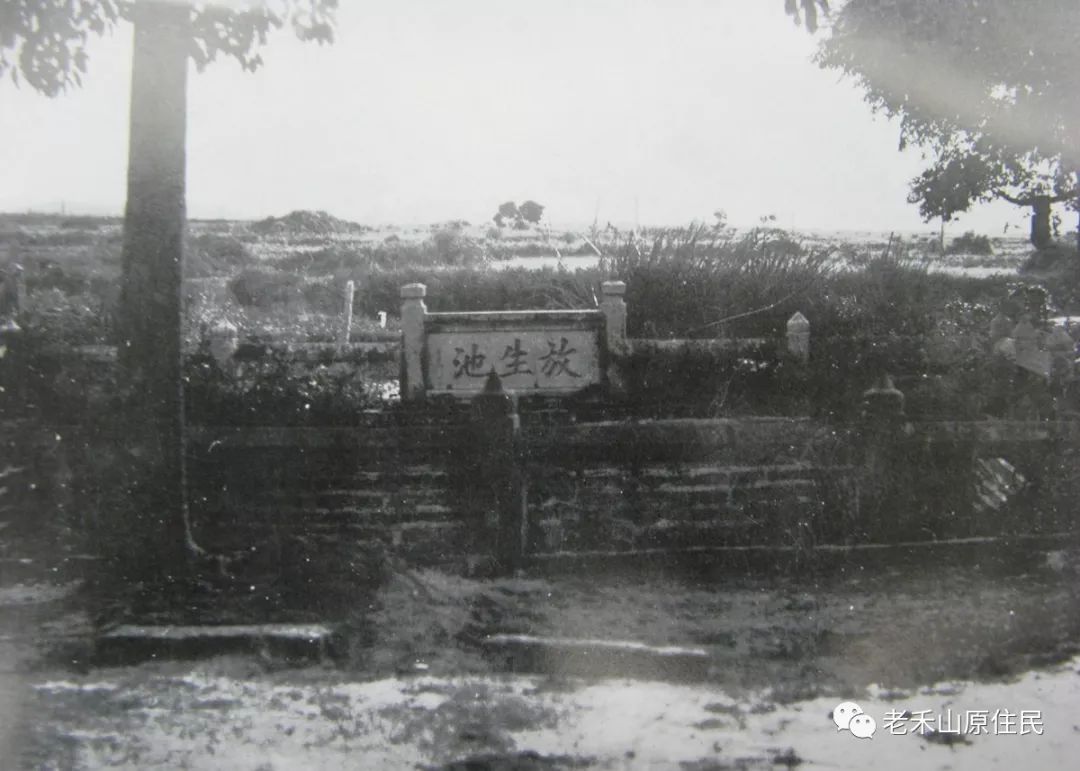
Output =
[
  {"x1": 786, "y1": 311, "x2": 810, "y2": 361},
  {"x1": 96, "y1": 624, "x2": 339, "y2": 665},
  {"x1": 861, "y1": 374, "x2": 905, "y2": 423},
  {"x1": 482, "y1": 633, "x2": 710, "y2": 681},
  {"x1": 399, "y1": 283, "x2": 428, "y2": 400},
  {"x1": 208, "y1": 319, "x2": 239, "y2": 369},
  {"x1": 339, "y1": 279, "x2": 355, "y2": 345},
  {"x1": 989, "y1": 312, "x2": 1013, "y2": 343}
]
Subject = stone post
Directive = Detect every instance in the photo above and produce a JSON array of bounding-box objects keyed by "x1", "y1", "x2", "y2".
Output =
[
  {"x1": 786, "y1": 311, "x2": 810, "y2": 362},
  {"x1": 339, "y1": 279, "x2": 355, "y2": 345},
  {"x1": 208, "y1": 319, "x2": 239, "y2": 371},
  {"x1": 1, "y1": 263, "x2": 24, "y2": 317},
  {"x1": 400, "y1": 283, "x2": 428, "y2": 400},
  {"x1": 989, "y1": 312, "x2": 1013, "y2": 344},
  {"x1": 0, "y1": 317, "x2": 23, "y2": 406},
  {"x1": 599, "y1": 281, "x2": 627, "y2": 355},
  {"x1": 1046, "y1": 325, "x2": 1076, "y2": 386},
  {"x1": 857, "y1": 373, "x2": 915, "y2": 537},
  {"x1": 600, "y1": 281, "x2": 627, "y2": 396},
  {"x1": 470, "y1": 370, "x2": 527, "y2": 574},
  {"x1": 861, "y1": 373, "x2": 905, "y2": 427},
  {"x1": 1012, "y1": 315, "x2": 1038, "y2": 361}
]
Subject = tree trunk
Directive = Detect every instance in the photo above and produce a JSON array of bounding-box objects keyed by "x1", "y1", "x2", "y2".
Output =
[
  {"x1": 117, "y1": 0, "x2": 191, "y2": 573},
  {"x1": 1031, "y1": 196, "x2": 1052, "y2": 250}
]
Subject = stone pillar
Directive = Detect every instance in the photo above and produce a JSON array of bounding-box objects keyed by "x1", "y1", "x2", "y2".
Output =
[
  {"x1": 1012, "y1": 315, "x2": 1038, "y2": 361},
  {"x1": 1047, "y1": 325, "x2": 1075, "y2": 384},
  {"x1": 600, "y1": 281, "x2": 627, "y2": 396},
  {"x1": 208, "y1": 319, "x2": 239, "y2": 371},
  {"x1": 856, "y1": 373, "x2": 915, "y2": 537},
  {"x1": 1, "y1": 263, "x2": 24, "y2": 317},
  {"x1": 470, "y1": 371, "x2": 527, "y2": 574},
  {"x1": 989, "y1": 312, "x2": 1013, "y2": 344},
  {"x1": 599, "y1": 281, "x2": 627, "y2": 354},
  {"x1": 339, "y1": 279, "x2": 355, "y2": 345},
  {"x1": 0, "y1": 316, "x2": 23, "y2": 406},
  {"x1": 400, "y1": 283, "x2": 428, "y2": 400},
  {"x1": 861, "y1": 373, "x2": 906, "y2": 427},
  {"x1": 12, "y1": 263, "x2": 25, "y2": 313},
  {"x1": 786, "y1": 311, "x2": 810, "y2": 362}
]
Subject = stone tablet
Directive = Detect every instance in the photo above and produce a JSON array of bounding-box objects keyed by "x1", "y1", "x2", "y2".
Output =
[
  {"x1": 425, "y1": 311, "x2": 603, "y2": 395},
  {"x1": 399, "y1": 282, "x2": 626, "y2": 400}
]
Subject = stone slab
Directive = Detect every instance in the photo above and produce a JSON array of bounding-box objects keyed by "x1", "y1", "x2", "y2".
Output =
[
  {"x1": 96, "y1": 623, "x2": 339, "y2": 665},
  {"x1": 482, "y1": 633, "x2": 710, "y2": 682}
]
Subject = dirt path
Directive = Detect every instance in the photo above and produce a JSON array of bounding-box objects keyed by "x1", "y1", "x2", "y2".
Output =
[
  {"x1": 9, "y1": 557, "x2": 1080, "y2": 769},
  {"x1": 1, "y1": 580, "x2": 84, "y2": 769},
  {"x1": 19, "y1": 654, "x2": 1080, "y2": 769},
  {"x1": 0, "y1": 651, "x2": 26, "y2": 763}
]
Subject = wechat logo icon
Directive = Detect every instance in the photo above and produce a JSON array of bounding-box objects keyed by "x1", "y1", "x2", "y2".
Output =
[{"x1": 832, "y1": 701, "x2": 876, "y2": 739}]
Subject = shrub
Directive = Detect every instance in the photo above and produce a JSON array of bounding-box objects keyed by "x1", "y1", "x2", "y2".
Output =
[
  {"x1": 19, "y1": 288, "x2": 114, "y2": 346},
  {"x1": 59, "y1": 216, "x2": 108, "y2": 230},
  {"x1": 947, "y1": 231, "x2": 994, "y2": 255},
  {"x1": 186, "y1": 233, "x2": 251, "y2": 277},
  {"x1": 599, "y1": 225, "x2": 839, "y2": 339},
  {"x1": 249, "y1": 209, "x2": 366, "y2": 237},
  {"x1": 228, "y1": 268, "x2": 304, "y2": 308},
  {"x1": 184, "y1": 344, "x2": 392, "y2": 425}
]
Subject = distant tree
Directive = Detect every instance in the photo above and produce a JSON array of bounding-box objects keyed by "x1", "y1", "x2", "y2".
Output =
[
  {"x1": 493, "y1": 201, "x2": 519, "y2": 228},
  {"x1": 817, "y1": 0, "x2": 1080, "y2": 252},
  {"x1": 518, "y1": 200, "x2": 545, "y2": 225},
  {"x1": 1, "y1": 0, "x2": 337, "y2": 572}
]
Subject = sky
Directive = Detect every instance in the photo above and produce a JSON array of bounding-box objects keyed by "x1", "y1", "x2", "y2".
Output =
[{"x1": 0, "y1": 0, "x2": 1029, "y2": 234}]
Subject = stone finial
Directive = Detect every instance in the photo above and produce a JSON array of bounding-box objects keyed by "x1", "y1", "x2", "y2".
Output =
[
  {"x1": 1046, "y1": 325, "x2": 1075, "y2": 353},
  {"x1": 1012, "y1": 315, "x2": 1038, "y2": 360},
  {"x1": 400, "y1": 283, "x2": 427, "y2": 299},
  {"x1": 208, "y1": 318, "x2": 239, "y2": 369},
  {"x1": 989, "y1": 312, "x2": 1013, "y2": 342},
  {"x1": 786, "y1": 311, "x2": 810, "y2": 362},
  {"x1": 861, "y1": 373, "x2": 905, "y2": 423},
  {"x1": 1047, "y1": 325, "x2": 1076, "y2": 383},
  {"x1": 600, "y1": 280, "x2": 626, "y2": 297}
]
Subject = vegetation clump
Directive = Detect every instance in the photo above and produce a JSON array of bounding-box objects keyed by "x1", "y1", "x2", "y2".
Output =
[
  {"x1": 250, "y1": 209, "x2": 369, "y2": 237},
  {"x1": 947, "y1": 231, "x2": 993, "y2": 256}
]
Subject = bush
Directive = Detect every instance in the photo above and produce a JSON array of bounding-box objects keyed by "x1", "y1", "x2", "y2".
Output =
[
  {"x1": 186, "y1": 233, "x2": 251, "y2": 277},
  {"x1": 249, "y1": 209, "x2": 367, "y2": 237},
  {"x1": 947, "y1": 231, "x2": 993, "y2": 255},
  {"x1": 184, "y1": 344, "x2": 392, "y2": 425},
  {"x1": 228, "y1": 268, "x2": 304, "y2": 308},
  {"x1": 599, "y1": 225, "x2": 839, "y2": 338},
  {"x1": 19, "y1": 288, "x2": 114, "y2": 346}
]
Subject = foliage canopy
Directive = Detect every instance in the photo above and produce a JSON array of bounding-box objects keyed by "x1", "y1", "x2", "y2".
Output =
[
  {"x1": 0, "y1": 0, "x2": 337, "y2": 96},
  {"x1": 817, "y1": 0, "x2": 1080, "y2": 233}
]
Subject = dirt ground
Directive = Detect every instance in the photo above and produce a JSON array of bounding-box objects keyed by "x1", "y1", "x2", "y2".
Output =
[{"x1": 5, "y1": 550, "x2": 1080, "y2": 769}]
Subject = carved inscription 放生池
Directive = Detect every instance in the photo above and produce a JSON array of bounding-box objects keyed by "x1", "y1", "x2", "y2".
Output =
[{"x1": 429, "y1": 330, "x2": 600, "y2": 393}]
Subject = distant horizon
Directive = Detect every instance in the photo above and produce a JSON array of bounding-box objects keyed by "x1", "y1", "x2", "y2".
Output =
[{"x1": 0, "y1": 202, "x2": 1037, "y2": 241}]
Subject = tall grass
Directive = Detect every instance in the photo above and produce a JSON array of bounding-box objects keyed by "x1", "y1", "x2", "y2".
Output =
[{"x1": 599, "y1": 225, "x2": 840, "y2": 338}]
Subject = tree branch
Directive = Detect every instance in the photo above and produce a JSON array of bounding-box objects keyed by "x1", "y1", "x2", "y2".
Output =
[{"x1": 995, "y1": 188, "x2": 1079, "y2": 206}]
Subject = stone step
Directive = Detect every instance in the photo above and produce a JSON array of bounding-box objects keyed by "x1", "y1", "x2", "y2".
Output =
[
  {"x1": 95, "y1": 623, "x2": 340, "y2": 665},
  {"x1": 482, "y1": 633, "x2": 709, "y2": 681}
]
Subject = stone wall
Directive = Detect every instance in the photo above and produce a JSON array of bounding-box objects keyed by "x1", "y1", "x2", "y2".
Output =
[{"x1": 186, "y1": 416, "x2": 853, "y2": 567}]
